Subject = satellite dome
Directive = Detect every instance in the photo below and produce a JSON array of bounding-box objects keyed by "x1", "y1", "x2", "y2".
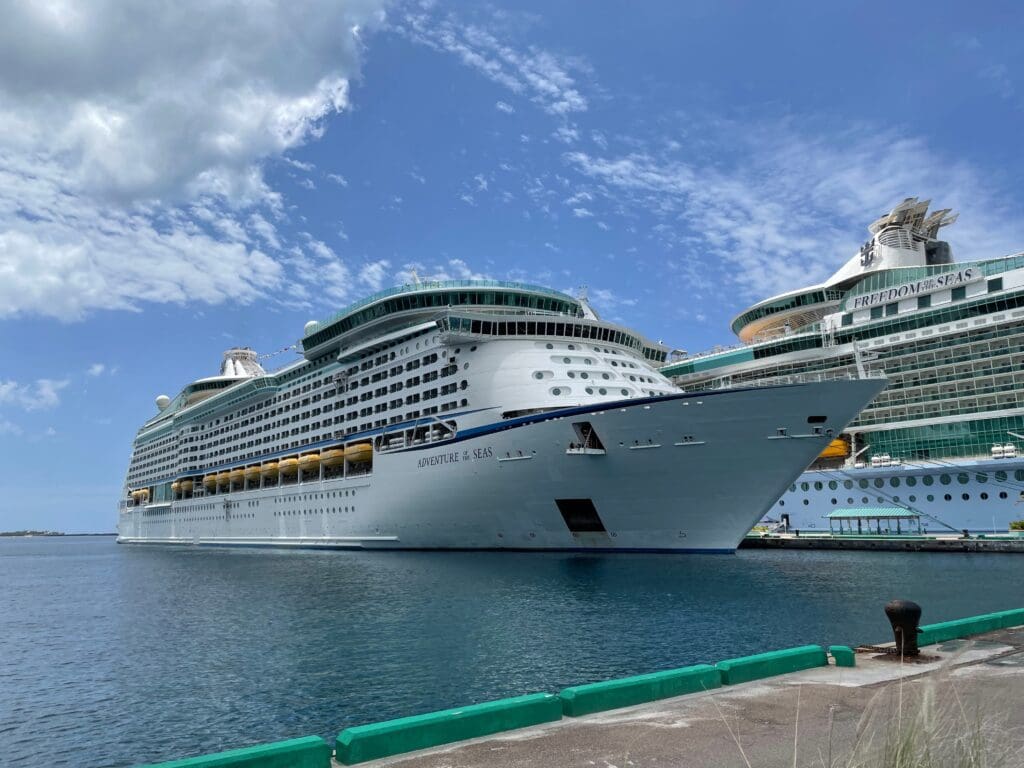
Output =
[
  {"x1": 155, "y1": 395, "x2": 171, "y2": 410},
  {"x1": 304, "y1": 320, "x2": 319, "y2": 335}
]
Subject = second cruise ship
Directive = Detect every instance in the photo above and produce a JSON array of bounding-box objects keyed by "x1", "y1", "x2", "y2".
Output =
[
  {"x1": 664, "y1": 198, "x2": 1024, "y2": 534},
  {"x1": 117, "y1": 280, "x2": 883, "y2": 551}
]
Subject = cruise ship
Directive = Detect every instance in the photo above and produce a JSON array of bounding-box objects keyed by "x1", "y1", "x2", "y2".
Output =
[
  {"x1": 117, "y1": 280, "x2": 883, "y2": 552},
  {"x1": 663, "y1": 198, "x2": 1024, "y2": 534}
]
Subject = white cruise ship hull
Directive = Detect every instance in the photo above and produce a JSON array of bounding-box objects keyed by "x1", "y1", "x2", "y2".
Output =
[
  {"x1": 118, "y1": 379, "x2": 884, "y2": 552},
  {"x1": 767, "y1": 456, "x2": 1024, "y2": 534}
]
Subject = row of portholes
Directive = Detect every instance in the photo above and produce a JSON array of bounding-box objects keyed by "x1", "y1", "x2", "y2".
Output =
[
  {"x1": 274, "y1": 507, "x2": 355, "y2": 516},
  {"x1": 794, "y1": 469, "x2": 1024, "y2": 494},
  {"x1": 782, "y1": 491, "x2": 1009, "y2": 506},
  {"x1": 551, "y1": 386, "x2": 631, "y2": 397}
]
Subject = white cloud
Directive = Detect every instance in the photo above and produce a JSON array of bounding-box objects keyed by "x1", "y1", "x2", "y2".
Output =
[
  {"x1": 0, "y1": 418, "x2": 22, "y2": 436},
  {"x1": 358, "y1": 260, "x2": 390, "y2": 291},
  {"x1": 564, "y1": 121, "x2": 1024, "y2": 299},
  {"x1": 398, "y1": 9, "x2": 588, "y2": 116},
  {"x1": 86, "y1": 363, "x2": 105, "y2": 377},
  {"x1": 553, "y1": 125, "x2": 579, "y2": 144},
  {"x1": 473, "y1": 174, "x2": 489, "y2": 191},
  {"x1": 0, "y1": 378, "x2": 69, "y2": 411},
  {"x1": 410, "y1": 171, "x2": 427, "y2": 184},
  {"x1": 495, "y1": 101, "x2": 515, "y2": 114},
  {"x1": 572, "y1": 207, "x2": 593, "y2": 218},
  {"x1": 0, "y1": 0, "x2": 387, "y2": 320},
  {"x1": 326, "y1": 173, "x2": 349, "y2": 187},
  {"x1": 298, "y1": 177, "x2": 317, "y2": 190}
]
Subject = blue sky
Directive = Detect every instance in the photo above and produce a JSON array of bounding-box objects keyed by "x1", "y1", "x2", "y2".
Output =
[{"x1": 2, "y1": 0, "x2": 1024, "y2": 531}]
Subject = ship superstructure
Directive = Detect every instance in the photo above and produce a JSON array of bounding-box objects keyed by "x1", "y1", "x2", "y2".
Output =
[
  {"x1": 663, "y1": 198, "x2": 1024, "y2": 532},
  {"x1": 118, "y1": 279, "x2": 883, "y2": 551}
]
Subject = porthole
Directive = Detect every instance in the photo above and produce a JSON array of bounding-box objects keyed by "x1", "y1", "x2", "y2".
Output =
[
  {"x1": 581, "y1": 372, "x2": 589, "y2": 379},
  {"x1": 568, "y1": 372, "x2": 576, "y2": 378},
  {"x1": 962, "y1": 493, "x2": 970, "y2": 501},
  {"x1": 778, "y1": 500, "x2": 785, "y2": 506},
  {"x1": 976, "y1": 473, "x2": 988, "y2": 484},
  {"x1": 1016, "y1": 470, "x2": 1024, "y2": 482},
  {"x1": 533, "y1": 372, "x2": 544, "y2": 380},
  {"x1": 873, "y1": 478, "x2": 884, "y2": 488},
  {"x1": 843, "y1": 480, "x2": 853, "y2": 489},
  {"x1": 803, "y1": 499, "x2": 809, "y2": 505},
  {"x1": 927, "y1": 494, "x2": 934, "y2": 502},
  {"x1": 939, "y1": 474, "x2": 951, "y2": 485},
  {"x1": 830, "y1": 497, "x2": 837, "y2": 505},
  {"x1": 563, "y1": 357, "x2": 571, "y2": 364},
  {"x1": 585, "y1": 387, "x2": 594, "y2": 394},
  {"x1": 923, "y1": 475, "x2": 934, "y2": 486},
  {"x1": 621, "y1": 389, "x2": 629, "y2": 396},
  {"x1": 909, "y1": 495, "x2": 916, "y2": 502},
  {"x1": 599, "y1": 388, "x2": 607, "y2": 395},
  {"x1": 584, "y1": 358, "x2": 593, "y2": 365},
  {"x1": 790, "y1": 484, "x2": 797, "y2": 492},
  {"x1": 568, "y1": 344, "x2": 576, "y2": 350},
  {"x1": 552, "y1": 388, "x2": 562, "y2": 396},
  {"x1": 859, "y1": 479, "x2": 868, "y2": 489},
  {"x1": 828, "y1": 481, "x2": 838, "y2": 490},
  {"x1": 889, "y1": 478, "x2": 900, "y2": 488},
  {"x1": 602, "y1": 373, "x2": 610, "y2": 380},
  {"x1": 957, "y1": 473, "x2": 969, "y2": 485},
  {"x1": 814, "y1": 481, "x2": 823, "y2": 491},
  {"x1": 980, "y1": 492, "x2": 989, "y2": 500},
  {"x1": 944, "y1": 494, "x2": 952, "y2": 501},
  {"x1": 545, "y1": 343, "x2": 553, "y2": 349},
  {"x1": 800, "y1": 482, "x2": 809, "y2": 491},
  {"x1": 847, "y1": 497, "x2": 854, "y2": 504},
  {"x1": 906, "y1": 477, "x2": 917, "y2": 487},
  {"x1": 996, "y1": 471, "x2": 1008, "y2": 482},
  {"x1": 862, "y1": 496, "x2": 868, "y2": 503},
  {"x1": 999, "y1": 491, "x2": 1008, "y2": 499}
]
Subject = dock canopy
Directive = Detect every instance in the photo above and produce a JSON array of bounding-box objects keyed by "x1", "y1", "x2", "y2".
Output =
[{"x1": 827, "y1": 507, "x2": 922, "y2": 535}]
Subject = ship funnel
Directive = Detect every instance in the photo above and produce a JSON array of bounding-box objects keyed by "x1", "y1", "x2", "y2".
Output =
[{"x1": 220, "y1": 348, "x2": 266, "y2": 378}]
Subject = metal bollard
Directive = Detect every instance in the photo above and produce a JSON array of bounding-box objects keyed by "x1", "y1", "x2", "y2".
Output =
[{"x1": 884, "y1": 599, "x2": 921, "y2": 657}]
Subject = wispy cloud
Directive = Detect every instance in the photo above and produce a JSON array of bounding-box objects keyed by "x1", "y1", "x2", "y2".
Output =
[
  {"x1": 396, "y1": 8, "x2": 589, "y2": 116},
  {"x1": 86, "y1": 364, "x2": 105, "y2": 377},
  {"x1": 564, "y1": 120, "x2": 1024, "y2": 298},
  {"x1": 0, "y1": 379, "x2": 69, "y2": 411},
  {"x1": 495, "y1": 100, "x2": 515, "y2": 114}
]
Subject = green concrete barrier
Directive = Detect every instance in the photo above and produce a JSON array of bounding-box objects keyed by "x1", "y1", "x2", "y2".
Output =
[
  {"x1": 335, "y1": 692, "x2": 562, "y2": 765},
  {"x1": 558, "y1": 664, "x2": 720, "y2": 717},
  {"x1": 716, "y1": 645, "x2": 827, "y2": 686},
  {"x1": 918, "y1": 613, "x2": 1006, "y2": 646},
  {"x1": 138, "y1": 735, "x2": 331, "y2": 768},
  {"x1": 828, "y1": 645, "x2": 856, "y2": 668},
  {"x1": 992, "y1": 608, "x2": 1024, "y2": 629}
]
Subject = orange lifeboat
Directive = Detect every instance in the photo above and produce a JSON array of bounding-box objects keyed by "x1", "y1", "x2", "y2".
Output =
[{"x1": 818, "y1": 438, "x2": 850, "y2": 459}]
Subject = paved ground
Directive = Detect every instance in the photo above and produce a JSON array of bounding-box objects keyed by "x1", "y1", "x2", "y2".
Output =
[{"x1": 336, "y1": 628, "x2": 1024, "y2": 768}]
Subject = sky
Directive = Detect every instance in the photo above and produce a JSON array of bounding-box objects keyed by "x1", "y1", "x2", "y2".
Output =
[{"x1": 2, "y1": 0, "x2": 1024, "y2": 532}]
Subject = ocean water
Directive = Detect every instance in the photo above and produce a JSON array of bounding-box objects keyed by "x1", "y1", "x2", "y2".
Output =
[{"x1": 2, "y1": 536, "x2": 1023, "y2": 767}]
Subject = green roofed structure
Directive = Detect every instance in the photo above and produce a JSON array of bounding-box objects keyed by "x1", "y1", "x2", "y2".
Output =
[{"x1": 827, "y1": 508, "x2": 922, "y2": 535}]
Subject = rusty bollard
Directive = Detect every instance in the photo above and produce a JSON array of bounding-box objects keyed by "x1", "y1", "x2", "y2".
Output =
[{"x1": 885, "y1": 599, "x2": 921, "y2": 657}]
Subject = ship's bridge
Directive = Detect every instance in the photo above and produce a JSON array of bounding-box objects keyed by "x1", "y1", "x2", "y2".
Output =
[{"x1": 301, "y1": 280, "x2": 584, "y2": 358}]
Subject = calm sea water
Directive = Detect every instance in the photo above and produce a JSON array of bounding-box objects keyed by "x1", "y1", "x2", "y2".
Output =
[{"x1": 2, "y1": 537, "x2": 1023, "y2": 767}]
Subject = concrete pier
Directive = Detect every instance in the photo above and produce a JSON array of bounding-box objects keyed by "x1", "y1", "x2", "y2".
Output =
[
  {"x1": 339, "y1": 628, "x2": 1024, "y2": 768},
  {"x1": 741, "y1": 531, "x2": 1024, "y2": 552}
]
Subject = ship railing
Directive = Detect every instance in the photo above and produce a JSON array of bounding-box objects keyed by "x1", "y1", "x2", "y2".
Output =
[{"x1": 695, "y1": 369, "x2": 887, "y2": 391}]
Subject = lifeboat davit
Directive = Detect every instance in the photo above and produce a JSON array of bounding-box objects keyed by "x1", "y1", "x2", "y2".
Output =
[
  {"x1": 216, "y1": 471, "x2": 231, "y2": 487},
  {"x1": 228, "y1": 468, "x2": 245, "y2": 485},
  {"x1": 345, "y1": 443, "x2": 373, "y2": 463},
  {"x1": 260, "y1": 461, "x2": 279, "y2": 477},
  {"x1": 203, "y1": 474, "x2": 218, "y2": 491},
  {"x1": 279, "y1": 457, "x2": 299, "y2": 476},
  {"x1": 818, "y1": 438, "x2": 850, "y2": 459},
  {"x1": 299, "y1": 453, "x2": 320, "y2": 473},
  {"x1": 180, "y1": 479, "x2": 194, "y2": 493},
  {"x1": 171, "y1": 481, "x2": 181, "y2": 495},
  {"x1": 321, "y1": 448, "x2": 345, "y2": 468},
  {"x1": 244, "y1": 465, "x2": 261, "y2": 481}
]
